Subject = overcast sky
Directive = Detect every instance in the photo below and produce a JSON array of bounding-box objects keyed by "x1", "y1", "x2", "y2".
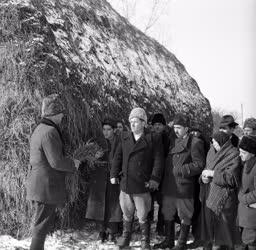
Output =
[{"x1": 108, "y1": 0, "x2": 256, "y2": 124}]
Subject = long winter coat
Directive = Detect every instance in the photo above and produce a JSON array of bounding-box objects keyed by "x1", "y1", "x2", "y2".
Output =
[
  {"x1": 111, "y1": 130, "x2": 164, "y2": 194},
  {"x1": 86, "y1": 135, "x2": 122, "y2": 222},
  {"x1": 198, "y1": 141, "x2": 241, "y2": 247},
  {"x1": 26, "y1": 122, "x2": 76, "y2": 205},
  {"x1": 161, "y1": 134, "x2": 206, "y2": 198},
  {"x1": 238, "y1": 156, "x2": 256, "y2": 229}
]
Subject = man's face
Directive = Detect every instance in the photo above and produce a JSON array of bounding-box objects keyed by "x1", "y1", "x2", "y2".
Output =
[
  {"x1": 219, "y1": 126, "x2": 234, "y2": 135},
  {"x1": 239, "y1": 148, "x2": 254, "y2": 162},
  {"x1": 243, "y1": 127, "x2": 255, "y2": 136},
  {"x1": 103, "y1": 124, "x2": 114, "y2": 140},
  {"x1": 174, "y1": 125, "x2": 188, "y2": 138},
  {"x1": 153, "y1": 122, "x2": 165, "y2": 134},
  {"x1": 116, "y1": 122, "x2": 124, "y2": 132},
  {"x1": 130, "y1": 117, "x2": 145, "y2": 134}
]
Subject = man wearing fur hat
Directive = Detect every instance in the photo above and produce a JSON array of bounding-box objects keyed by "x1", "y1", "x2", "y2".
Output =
[
  {"x1": 243, "y1": 118, "x2": 256, "y2": 136},
  {"x1": 111, "y1": 107, "x2": 164, "y2": 250},
  {"x1": 238, "y1": 135, "x2": 256, "y2": 250},
  {"x1": 154, "y1": 113, "x2": 206, "y2": 250},
  {"x1": 26, "y1": 94, "x2": 80, "y2": 250}
]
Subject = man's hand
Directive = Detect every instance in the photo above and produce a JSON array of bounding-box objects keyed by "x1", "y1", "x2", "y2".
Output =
[
  {"x1": 202, "y1": 169, "x2": 214, "y2": 178},
  {"x1": 249, "y1": 203, "x2": 256, "y2": 209},
  {"x1": 202, "y1": 175, "x2": 210, "y2": 184},
  {"x1": 110, "y1": 178, "x2": 119, "y2": 184},
  {"x1": 146, "y1": 180, "x2": 159, "y2": 191},
  {"x1": 74, "y1": 159, "x2": 81, "y2": 170}
]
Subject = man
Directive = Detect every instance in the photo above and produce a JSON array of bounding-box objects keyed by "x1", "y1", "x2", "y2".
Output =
[
  {"x1": 150, "y1": 113, "x2": 176, "y2": 235},
  {"x1": 86, "y1": 117, "x2": 122, "y2": 243},
  {"x1": 243, "y1": 118, "x2": 256, "y2": 136},
  {"x1": 26, "y1": 94, "x2": 80, "y2": 250},
  {"x1": 238, "y1": 135, "x2": 256, "y2": 250},
  {"x1": 110, "y1": 107, "x2": 164, "y2": 250},
  {"x1": 154, "y1": 113, "x2": 205, "y2": 250},
  {"x1": 219, "y1": 115, "x2": 239, "y2": 147}
]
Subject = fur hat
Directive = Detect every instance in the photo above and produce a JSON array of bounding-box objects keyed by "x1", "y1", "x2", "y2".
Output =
[
  {"x1": 243, "y1": 118, "x2": 256, "y2": 130},
  {"x1": 152, "y1": 113, "x2": 166, "y2": 125},
  {"x1": 41, "y1": 94, "x2": 64, "y2": 117},
  {"x1": 220, "y1": 115, "x2": 238, "y2": 128},
  {"x1": 239, "y1": 135, "x2": 256, "y2": 155},
  {"x1": 102, "y1": 117, "x2": 116, "y2": 129},
  {"x1": 173, "y1": 113, "x2": 190, "y2": 128},
  {"x1": 129, "y1": 107, "x2": 147, "y2": 123},
  {"x1": 212, "y1": 131, "x2": 230, "y2": 147}
]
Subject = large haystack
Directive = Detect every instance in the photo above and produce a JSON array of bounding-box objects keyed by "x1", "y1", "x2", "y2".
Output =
[{"x1": 0, "y1": 0, "x2": 212, "y2": 238}]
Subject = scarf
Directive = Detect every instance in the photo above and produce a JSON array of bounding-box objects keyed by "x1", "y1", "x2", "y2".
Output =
[{"x1": 205, "y1": 141, "x2": 239, "y2": 216}]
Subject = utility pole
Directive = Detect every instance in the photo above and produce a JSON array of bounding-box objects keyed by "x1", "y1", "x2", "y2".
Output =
[{"x1": 241, "y1": 103, "x2": 244, "y2": 127}]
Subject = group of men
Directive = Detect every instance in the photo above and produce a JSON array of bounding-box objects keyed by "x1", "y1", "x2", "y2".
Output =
[{"x1": 26, "y1": 93, "x2": 256, "y2": 250}]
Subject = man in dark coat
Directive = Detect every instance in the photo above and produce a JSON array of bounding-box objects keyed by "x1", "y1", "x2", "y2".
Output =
[
  {"x1": 219, "y1": 115, "x2": 239, "y2": 148},
  {"x1": 238, "y1": 135, "x2": 256, "y2": 250},
  {"x1": 26, "y1": 94, "x2": 80, "y2": 250},
  {"x1": 86, "y1": 117, "x2": 122, "y2": 243},
  {"x1": 110, "y1": 107, "x2": 164, "y2": 250},
  {"x1": 154, "y1": 113, "x2": 206, "y2": 250},
  {"x1": 149, "y1": 113, "x2": 176, "y2": 235}
]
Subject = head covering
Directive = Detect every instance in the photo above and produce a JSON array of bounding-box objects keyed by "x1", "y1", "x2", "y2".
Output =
[
  {"x1": 129, "y1": 107, "x2": 147, "y2": 123},
  {"x1": 212, "y1": 131, "x2": 230, "y2": 147},
  {"x1": 152, "y1": 113, "x2": 166, "y2": 125},
  {"x1": 41, "y1": 94, "x2": 64, "y2": 117},
  {"x1": 239, "y1": 135, "x2": 256, "y2": 155},
  {"x1": 243, "y1": 118, "x2": 256, "y2": 130},
  {"x1": 173, "y1": 113, "x2": 190, "y2": 128},
  {"x1": 102, "y1": 117, "x2": 116, "y2": 129},
  {"x1": 219, "y1": 115, "x2": 238, "y2": 128}
]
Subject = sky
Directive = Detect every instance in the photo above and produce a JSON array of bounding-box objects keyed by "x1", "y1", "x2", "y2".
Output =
[{"x1": 107, "y1": 0, "x2": 256, "y2": 125}]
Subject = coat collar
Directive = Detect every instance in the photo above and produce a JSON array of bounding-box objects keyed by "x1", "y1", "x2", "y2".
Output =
[
  {"x1": 123, "y1": 131, "x2": 149, "y2": 154},
  {"x1": 244, "y1": 156, "x2": 256, "y2": 174},
  {"x1": 171, "y1": 135, "x2": 190, "y2": 154}
]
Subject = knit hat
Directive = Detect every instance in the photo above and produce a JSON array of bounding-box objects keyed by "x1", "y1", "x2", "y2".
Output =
[
  {"x1": 129, "y1": 107, "x2": 147, "y2": 123},
  {"x1": 219, "y1": 115, "x2": 238, "y2": 128},
  {"x1": 41, "y1": 94, "x2": 64, "y2": 117},
  {"x1": 152, "y1": 113, "x2": 166, "y2": 125},
  {"x1": 239, "y1": 135, "x2": 256, "y2": 155},
  {"x1": 173, "y1": 113, "x2": 190, "y2": 128},
  {"x1": 243, "y1": 118, "x2": 256, "y2": 130},
  {"x1": 102, "y1": 117, "x2": 116, "y2": 129},
  {"x1": 212, "y1": 131, "x2": 230, "y2": 147}
]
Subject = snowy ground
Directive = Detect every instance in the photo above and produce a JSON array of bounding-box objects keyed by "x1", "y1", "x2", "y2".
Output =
[
  {"x1": 0, "y1": 222, "x2": 196, "y2": 250},
  {"x1": 0, "y1": 228, "x2": 167, "y2": 250}
]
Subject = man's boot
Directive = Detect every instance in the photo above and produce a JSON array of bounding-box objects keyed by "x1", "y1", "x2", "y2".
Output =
[
  {"x1": 140, "y1": 222, "x2": 151, "y2": 250},
  {"x1": 30, "y1": 235, "x2": 46, "y2": 250},
  {"x1": 153, "y1": 221, "x2": 175, "y2": 249},
  {"x1": 171, "y1": 224, "x2": 190, "y2": 250},
  {"x1": 117, "y1": 220, "x2": 133, "y2": 249}
]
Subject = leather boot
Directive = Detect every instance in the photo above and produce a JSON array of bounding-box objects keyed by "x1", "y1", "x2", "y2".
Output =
[
  {"x1": 153, "y1": 221, "x2": 175, "y2": 249},
  {"x1": 30, "y1": 236, "x2": 46, "y2": 250},
  {"x1": 140, "y1": 222, "x2": 151, "y2": 250},
  {"x1": 171, "y1": 224, "x2": 190, "y2": 250},
  {"x1": 117, "y1": 220, "x2": 133, "y2": 249}
]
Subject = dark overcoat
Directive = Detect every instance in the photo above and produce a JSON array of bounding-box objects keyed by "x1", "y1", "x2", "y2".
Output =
[
  {"x1": 161, "y1": 134, "x2": 206, "y2": 198},
  {"x1": 238, "y1": 156, "x2": 256, "y2": 229},
  {"x1": 26, "y1": 123, "x2": 76, "y2": 205},
  {"x1": 86, "y1": 135, "x2": 122, "y2": 222},
  {"x1": 111, "y1": 130, "x2": 164, "y2": 194}
]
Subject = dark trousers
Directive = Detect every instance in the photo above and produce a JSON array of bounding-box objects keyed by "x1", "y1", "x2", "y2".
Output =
[{"x1": 30, "y1": 201, "x2": 56, "y2": 250}]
